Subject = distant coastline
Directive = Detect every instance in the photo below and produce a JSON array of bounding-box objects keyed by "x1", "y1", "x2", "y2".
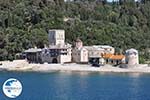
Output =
[{"x1": 0, "y1": 60, "x2": 150, "y2": 74}]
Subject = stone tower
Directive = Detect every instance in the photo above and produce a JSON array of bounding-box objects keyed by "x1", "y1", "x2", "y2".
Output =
[
  {"x1": 48, "y1": 30, "x2": 65, "y2": 45},
  {"x1": 75, "y1": 38, "x2": 83, "y2": 49},
  {"x1": 125, "y1": 48, "x2": 139, "y2": 65}
]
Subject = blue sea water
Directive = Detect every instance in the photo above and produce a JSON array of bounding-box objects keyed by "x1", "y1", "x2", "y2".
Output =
[{"x1": 0, "y1": 71, "x2": 150, "y2": 100}]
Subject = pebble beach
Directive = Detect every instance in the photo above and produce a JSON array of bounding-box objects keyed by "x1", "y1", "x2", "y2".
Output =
[{"x1": 0, "y1": 60, "x2": 150, "y2": 73}]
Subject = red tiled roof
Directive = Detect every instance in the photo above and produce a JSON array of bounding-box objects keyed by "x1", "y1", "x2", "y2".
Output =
[
  {"x1": 103, "y1": 54, "x2": 113, "y2": 59},
  {"x1": 103, "y1": 54, "x2": 125, "y2": 60}
]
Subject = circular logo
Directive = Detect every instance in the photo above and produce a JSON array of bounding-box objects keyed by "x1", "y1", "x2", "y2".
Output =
[{"x1": 2, "y1": 78, "x2": 22, "y2": 98}]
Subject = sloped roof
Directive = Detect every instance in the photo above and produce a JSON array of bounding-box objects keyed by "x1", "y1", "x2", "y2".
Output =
[
  {"x1": 24, "y1": 48, "x2": 42, "y2": 53},
  {"x1": 103, "y1": 54, "x2": 113, "y2": 59},
  {"x1": 126, "y1": 48, "x2": 138, "y2": 54},
  {"x1": 84, "y1": 46, "x2": 104, "y2": 51},
  {"x1": 103, "y1": 54, "x2": 125, "y2": 60},
  {"x1": 93, "y1": 45, "x2": 114, "y2": 49},
  {"x1": 110, "y1": 55, "x2": 125, "y2": 60},
  {"x1": 76, "y1": 38, "x2": 82, "y2": 42}
]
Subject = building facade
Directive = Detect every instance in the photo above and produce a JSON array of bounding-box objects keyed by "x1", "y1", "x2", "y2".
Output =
[
  {"x1": 103, "y1": 54, "x2": 125, "y2": 65},
  {"x1": 84, "y1": 46, "x2": 105, "y2": 65},
  {"x1": 72, "y1": 38, "x2": 88, "y2": 63},
  {"x1": 91, "y1": 45, "x2": 115, "y2": 54},
  {"x1": 41, "y1": 44, "x2": 72, "y2": 64},
  {"x1": 72, "y1": 48, "x2": 88, "y2": 63},
  {"x1": 72, "y1": 38, "x2": 114, "y2": 65},
  {"x1": 24, "y1": 48, "x2": 42, "y2": 63},
  {"x1": 23, "y1": 29, "x2": 129, "y2": 66},
  {"x1": 42, "y1": 29, "x2": 71, "y2": 63},
  {"x1": 125, "y1": 48, "x2": 139, "y2": 65},
  {"x1": 48, "y1": 30, "x2": 65, "y2": 45},
  {"x1": 24, "y1": 29, "x2": 72, "y2": 64}
]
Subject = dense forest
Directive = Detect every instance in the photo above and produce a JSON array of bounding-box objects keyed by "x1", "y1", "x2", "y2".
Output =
[{"x1": 0, "y1": 0, "x2": 149, "y2": 63}]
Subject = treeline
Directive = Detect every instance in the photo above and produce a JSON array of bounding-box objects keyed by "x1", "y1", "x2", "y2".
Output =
[{"x1": 0, "y1": 0, "x2": 149, "y2": 62}]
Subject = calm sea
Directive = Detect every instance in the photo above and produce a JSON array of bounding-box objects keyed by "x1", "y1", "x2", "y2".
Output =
[{"x1": 0, "y1": 71, "x2": 150, "y2": 100}]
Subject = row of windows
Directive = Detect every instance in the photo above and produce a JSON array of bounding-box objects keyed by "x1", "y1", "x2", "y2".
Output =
[
  {"x1": 49, "y1": 34, "x2": 64, "y2": 39},
  {"x1": 42, "y1": 52, "x2": 68, "y2": 56},
  {"x1": 126, "y1": 52, "x2": 137, "y2": 55},
  {"x1": 73, "y1": 53, "x2": 87, "y2": 56},
  {"x1": 89, "y1": 52, "x2": 104, "y2": 56},
  {"x1": 73, "y1": 52, "x2": 104, "y2": 56},
  {"x1": 42, "y1": 49, "x2": 67, "y2": 53},
  {"x1": 104, "y1": 48, "x2": 113, "y2": 51}
]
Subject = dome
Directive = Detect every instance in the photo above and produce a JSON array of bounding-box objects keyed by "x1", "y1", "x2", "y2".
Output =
[
  {"x1": 126, "y1": 48, "x2": 138, "y2": 54},
  {"x1": 76, "y1": 38, "x2": 82, "y2": 42}
]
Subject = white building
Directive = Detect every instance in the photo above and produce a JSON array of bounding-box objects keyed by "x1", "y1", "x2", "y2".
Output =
[
  {"x1": 91, "y1": 45, "x2": 115, "y2": 54},
  {"x1": 84, "y1": 46, "x2": 105, "y2": 58},
  {"x1": 125, "y1": 48, "x2": 139, "y2": 65},
  {"x1": 24, "y1": 29, "x2": 72, "y2": 64},
  {"x1": 72, "y1": 38, "x2": 88, "y2": 63},
  {"x1": 41, "y1": 44, "x2": 72, "y2": 64},
  {"x1": 41, "y1": 30, "x2": 72, "y2": 63},
  {"x1": 48, "y1": 30, "x2": 65, "y2": 45},
  {"x1": 72, "y1": 38, "x2": 114, "y2": 65},
  {"x1": 72, "y1": 48, "x2": 88, "y2": 63},
  {"x1": 84, "y1": 46, "x2": 105, "y2": 65}
]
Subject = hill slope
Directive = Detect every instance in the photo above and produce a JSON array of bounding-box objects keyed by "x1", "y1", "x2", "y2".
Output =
[{"x1": 0, "y1": 0, "x2": 149, "y2": 62}]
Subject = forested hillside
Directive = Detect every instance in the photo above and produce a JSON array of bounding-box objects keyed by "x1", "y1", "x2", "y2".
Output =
[{"x1": 0, "y1": 0, "x2": 149, "y2": 62}]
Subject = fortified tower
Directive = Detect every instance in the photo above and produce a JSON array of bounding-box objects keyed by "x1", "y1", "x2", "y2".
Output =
[
  {"x1": 125, "y1": 48, "x2": 139, "y2": 65},
  {"x1": 48, "y1": 30, "x2": 65, "y2": 45},
  {"x1": 75, "y1": 38, "x2": 83, "y2": 49}
]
